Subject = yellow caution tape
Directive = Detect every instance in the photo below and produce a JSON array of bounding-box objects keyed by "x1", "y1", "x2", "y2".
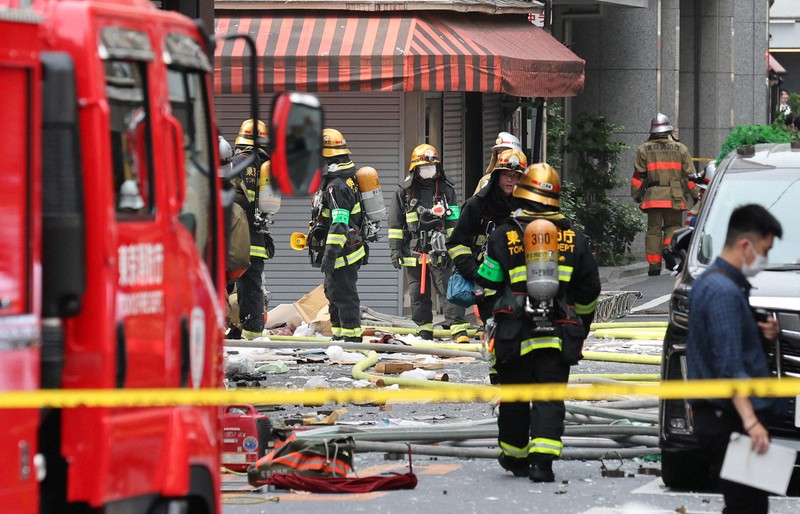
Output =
[{"x1": 1, "y1": 377, "x2": 800, "y2": 409}]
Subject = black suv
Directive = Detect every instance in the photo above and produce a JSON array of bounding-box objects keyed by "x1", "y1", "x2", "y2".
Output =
[{"x1": 660, "y1": 142, "x2": 800, "y2": 492}]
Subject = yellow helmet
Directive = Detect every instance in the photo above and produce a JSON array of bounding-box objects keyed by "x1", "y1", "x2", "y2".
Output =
[
  {"x1": 513, "y1": 163, "x2": 561, "y2": 208},
  {"x1": 492, "y1": 149, "x2": 527, "y2": 175},
  {"x1": 408, "y1": 144, "x2": 440, "y2": 172},
  {"x1": 322, "y1": 128, "x2": 350, "y2": 157},
  {"x1": 235, "y1": 119, "x2": 267, "y2": 147}
]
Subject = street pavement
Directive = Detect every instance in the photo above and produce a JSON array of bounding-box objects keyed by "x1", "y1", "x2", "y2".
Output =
[{"x1": 221, "y1": 266, "x2": 800, "y2": 513}]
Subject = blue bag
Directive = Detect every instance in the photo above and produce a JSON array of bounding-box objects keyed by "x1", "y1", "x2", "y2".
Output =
[{"x1": 447, "y1": 270, "x2": 476, "y2": 308}]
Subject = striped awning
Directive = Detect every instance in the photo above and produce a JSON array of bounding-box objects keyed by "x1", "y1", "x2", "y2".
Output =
[{"x1": 214, "y1": 12, "x2": 584, "y2": 97}]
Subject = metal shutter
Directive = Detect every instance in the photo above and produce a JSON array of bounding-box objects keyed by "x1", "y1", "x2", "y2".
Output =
[
  {"x1": 442, "y1": 92, "x2": 464, "y2": 204},
  {"x1": 215, "y1": 92, "x2": 404, "y2": 315},
  {"x1": 482, "y1": 93, "x2": 502, "y2": 168}
]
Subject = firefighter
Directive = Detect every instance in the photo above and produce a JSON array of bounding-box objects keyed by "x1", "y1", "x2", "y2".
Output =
[
  {"x1": 448, "y1": 149, "x2": 526, "y2": 321},
  {"x1": 311, "y1": 128, "x2": 367, "y2": 342},
  {"x1": 475, "y1": 163, "x2": 600, "y2": 482},
  {"x1": 630, "y1": 113, "x2": 697, "y2": 276},
  {"x1": 388, "y1": 144, "x2": 469, "y2": 342},
  {"x1": 473, "y1": 132, "x2": 523, "y2": 195},
  {"x1": 230, "y1": 119, "x2": 275, "y2": 340}
]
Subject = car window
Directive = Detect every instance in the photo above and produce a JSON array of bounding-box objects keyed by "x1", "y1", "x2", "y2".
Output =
[{"x1": 694, "y1": 168, "x2": 800, "y2": 267}]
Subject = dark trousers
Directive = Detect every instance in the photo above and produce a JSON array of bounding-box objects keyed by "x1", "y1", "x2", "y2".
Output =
[
  {"x1": 236, "y1": 256, "x2": 265, "y2": 332},
  {"x1": 323, "y1": 264, "x2": 361, "y2": 331},
  {"x1": 693, "y1": 403, "x2": 769, "y2": 514},
  {"x1": 407, "y1": 261, "x2": 466, "y2": 327},
  {"x1": 495, "y1": 349, "x2": 570, "y2": 458}
]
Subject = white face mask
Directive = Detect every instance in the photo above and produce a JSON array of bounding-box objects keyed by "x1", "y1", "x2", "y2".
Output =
[
  {"x1": 418, "y1": 165, "x2": 437, "y2": 179},
  {"x1": 742, "y1": 241, "x2": 768, "y2": 277}
]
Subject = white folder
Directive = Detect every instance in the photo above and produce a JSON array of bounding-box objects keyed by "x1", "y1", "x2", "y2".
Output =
[{"x1": 719, "y1": 432, "x2": 797, "y2": 496}]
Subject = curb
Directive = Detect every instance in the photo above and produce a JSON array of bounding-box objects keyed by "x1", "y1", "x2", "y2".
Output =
[{"x1": 599, "y1": 262, "x2": 649, "y2": 284}]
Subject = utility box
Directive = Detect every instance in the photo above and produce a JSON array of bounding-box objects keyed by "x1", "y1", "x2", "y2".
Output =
[{"x1": 221, "y1": 405, "x2": 273, "y2": 472}]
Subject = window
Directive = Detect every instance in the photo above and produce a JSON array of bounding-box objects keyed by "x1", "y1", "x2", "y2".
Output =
[
  {"x1": 164, "y1": 32, "x2": 215, "y2": 266},
  {"x1": 168, "y1": 67, "x2": 214, "y2": 259},
  {"x1": 694, "y1": 168, "x2": 800, "y2": 267},
  {"x1": 105, "y1": 60, "x2": 153, "y2": 216}
]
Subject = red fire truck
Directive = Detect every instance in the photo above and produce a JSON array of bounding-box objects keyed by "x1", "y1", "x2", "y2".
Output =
[{"x1": 0, "y1": 0, "x2": 321, "y2": 512}]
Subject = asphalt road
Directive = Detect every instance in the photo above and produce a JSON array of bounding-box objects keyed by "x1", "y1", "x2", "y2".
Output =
[{"x1": 221, "y1": 271, "x2": 800, "y2": 514}]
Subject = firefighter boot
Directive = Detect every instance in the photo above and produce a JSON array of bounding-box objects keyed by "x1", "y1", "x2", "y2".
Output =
[
  {"x1": 242, "y1": 329, "x2": 263, "y2": 340},
  {"x1": 419, "y1": 330, "x2": 434, "y2": 341},
  {"x1": 497, "y1": 454, "x2": 528, "y2": 477},
  {"x1": 454, "y1": 331, "x2": 470, "y2": 344},
  {"x1": 528, "y1": 454, "x2": 555, "y2": 483}
]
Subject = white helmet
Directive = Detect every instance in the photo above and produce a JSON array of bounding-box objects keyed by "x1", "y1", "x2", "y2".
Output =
[
  {"x1": 119, "y1": 179, "x2": 145, "y2": 211},
  {"x1": 649, "y1": 113, "x2": 673, "y2": 134},
  {"x1": 492, "y1": 131, "x2": 522, "y2": 152},
  {"x1": 219, "y1": 135, "x2": 233, "y2": 164}
]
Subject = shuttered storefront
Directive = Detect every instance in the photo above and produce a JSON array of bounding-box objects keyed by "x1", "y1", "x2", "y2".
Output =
[
  {"x1": 442, "y1": 92, "x2": 465, "y2": 203},
  {"x1": 482, "y1": 93, "x2": 502, "y2": 166},
  {"x1": 215, "y1": 91, "x2": 404, "y2": 315}
]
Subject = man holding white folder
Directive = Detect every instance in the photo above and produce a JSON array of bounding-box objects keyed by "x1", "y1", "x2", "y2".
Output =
[{"x1": 686, "y1": 204, "x2": 788, "y2": 513}]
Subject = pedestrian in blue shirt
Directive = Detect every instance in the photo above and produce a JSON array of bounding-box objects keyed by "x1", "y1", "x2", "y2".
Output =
[{"x1": 686, "y1": 203, "x2": 785, "y2": 514}]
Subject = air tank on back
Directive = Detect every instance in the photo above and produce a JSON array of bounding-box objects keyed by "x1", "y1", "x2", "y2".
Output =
[
  {"x1": 355, "y1": 166, "x2": 386, "y2": 222},
  {"x1": 524, "y1": 219, "x2": 560, "y2": 303},
  {"x1": 258, "y1": 161, "x2": 281, "y2": 219}
]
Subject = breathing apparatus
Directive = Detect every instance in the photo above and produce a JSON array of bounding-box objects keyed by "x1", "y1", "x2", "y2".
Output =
[
  {"x1": 523, "y1": 218, "x2": 560, "y2": 335},
  {"x1": 255, "y1": 161, "x2": 281, "y2": 230},
  {"x1": 355, "y1": 166, "x2": 386, "y2": 242}
]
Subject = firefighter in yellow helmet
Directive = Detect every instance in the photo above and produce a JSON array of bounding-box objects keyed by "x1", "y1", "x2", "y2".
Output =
[
  {"x1": 630, "y1": 113, "x2": 697, "y2": 276},
  {"x1": 475, "y1": 163, "x2": 600, "y2": 482},
  {"x1": 307, "y1": 128, "x2": 367, "y2": 342},
  {"x1": 229, "y1": 119, "x2": 273, "y2": 340},
  {"x1": 388, "y1": 144, "x2": 469, "y2": 342},
  {"x1": 447, "y1": 148, "x2": 526, "y2": 354}
]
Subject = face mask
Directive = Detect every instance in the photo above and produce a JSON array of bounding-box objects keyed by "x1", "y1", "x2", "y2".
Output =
[
  {"x1": 742, "y1": 241, "x2": 768, "y2": 277},
  {"x1": 418, "y1": 165, "x2": 437, "y2": 179}
]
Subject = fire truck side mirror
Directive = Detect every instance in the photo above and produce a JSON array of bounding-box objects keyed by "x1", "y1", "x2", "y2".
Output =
[{"x1": 269, "y1": 92, "x2": 324, "y2": 197}]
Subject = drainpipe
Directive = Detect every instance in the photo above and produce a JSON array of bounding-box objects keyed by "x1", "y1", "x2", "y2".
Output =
[
  {"x1": 693, "y1": 0, "x2": 700, "y2": 155},
  {"x1": 656, "y1": 0, "x2": 662, "y2": 114}
]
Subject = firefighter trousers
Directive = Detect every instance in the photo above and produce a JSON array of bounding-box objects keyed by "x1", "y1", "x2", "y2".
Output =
[
  {"x1": 407, "y1": 261, "x2": 467, "y2": 333},
  {"x1": 237, "y1": 256, "x2": 265, "y2": 333},
  {"x1": 645, "y1": 208, "x2": 683, "y2": 270},
  {"x1": 495, "y1": 348, "x2": 570, "y2": 461},
  {"x1": 323, "y1": 264, "x2": 362, "y2": 340}
]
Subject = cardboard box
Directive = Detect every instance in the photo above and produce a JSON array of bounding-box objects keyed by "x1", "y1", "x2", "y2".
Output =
[{"x1": 293, "y1": 284, "x2": 332, "y2": 336}]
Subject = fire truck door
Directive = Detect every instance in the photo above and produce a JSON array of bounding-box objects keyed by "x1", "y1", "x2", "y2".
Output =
[{"x1": 0, "y1": 12, "x2": 42, "y2": 513}]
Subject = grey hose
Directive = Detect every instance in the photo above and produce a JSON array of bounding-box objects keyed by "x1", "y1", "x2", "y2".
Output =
[{"x1": 353, "y1": 441, "x2": 659, "y2": 460}]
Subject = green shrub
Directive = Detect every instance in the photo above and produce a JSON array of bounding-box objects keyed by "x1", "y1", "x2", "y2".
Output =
[{"x1": 716, "y1": 124, "x2": 793, "y2": 164}]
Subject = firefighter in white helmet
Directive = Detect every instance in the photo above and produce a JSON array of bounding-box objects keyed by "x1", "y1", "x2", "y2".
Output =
[
  {"x1": 630, "y1": 113, "x2": 697, "y2": 276},
  {"x1": 473, "y1": 131, "x2": 523, "y2": 195},
  {"x1": 475, "y1": 163, "x2": 600, "y2": 482},
  {"x1": 447, "y1": 149, "x2": 526, "y2": 355},
  {"x1": 388, "y1": 144, "x2": 469, "y2": 342}
]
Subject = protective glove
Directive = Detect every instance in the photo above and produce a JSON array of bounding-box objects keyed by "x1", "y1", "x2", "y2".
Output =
[
  {"x1": 263, "y1": 233, "x2": 275, "y2": 260},
  {"x1": 390, "y1": 250, "x2": 404, "y2": 269},
  {"x1": 320, "y1": 256, "x2": 335, "y2": 274}
]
